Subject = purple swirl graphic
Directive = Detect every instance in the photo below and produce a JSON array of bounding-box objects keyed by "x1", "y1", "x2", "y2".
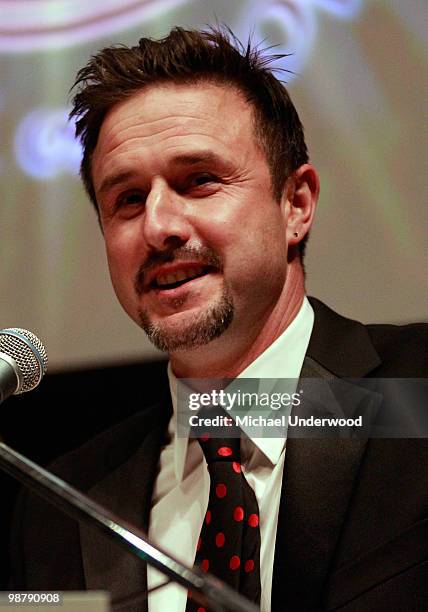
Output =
[{"x1": 0, "y1": 0, "x2": 187, "y2": 52}]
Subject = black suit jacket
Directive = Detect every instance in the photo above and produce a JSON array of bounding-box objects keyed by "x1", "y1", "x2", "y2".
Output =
[{"x1": 10, "y1": 298, "x2": 428, "y2": 611}]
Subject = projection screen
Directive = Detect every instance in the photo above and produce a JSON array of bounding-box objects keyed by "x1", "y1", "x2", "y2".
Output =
[{"x1": 1, "y1": 0, "x2": 426, "y2": 370}]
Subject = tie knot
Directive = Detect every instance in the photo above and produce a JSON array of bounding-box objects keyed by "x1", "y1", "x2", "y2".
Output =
[{"x1": 198, "y1": 435, "x2": 241, "y2": 464}]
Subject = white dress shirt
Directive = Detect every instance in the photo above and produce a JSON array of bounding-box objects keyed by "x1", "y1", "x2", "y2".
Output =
[{"x1": 147, "y1": 297, "x2": 314, "y2": 611}]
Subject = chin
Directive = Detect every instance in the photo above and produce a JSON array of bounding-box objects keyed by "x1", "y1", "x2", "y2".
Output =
[{"x1": 137, "y1": 292, "x2": 234, "y2": 353}]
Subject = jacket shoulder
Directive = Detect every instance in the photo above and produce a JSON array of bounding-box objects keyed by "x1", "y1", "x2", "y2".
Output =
[
  {"x1": 366, "y1": 321, "x2": 428, "y2": 376},
  {"x1": 48, "y1": 359, "x2": 171, "y2": 490},
  {"x1": 49, "y1": 402, "x2": 166, "y2": 491},
  {"x1": 308, "y1": 296, "x2": 427, "y2": 377}
]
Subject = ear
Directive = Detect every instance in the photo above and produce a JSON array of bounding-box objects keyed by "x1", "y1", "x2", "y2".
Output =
[{"x1": 281, "y1": 163, "x2": 320, "y2": 247}]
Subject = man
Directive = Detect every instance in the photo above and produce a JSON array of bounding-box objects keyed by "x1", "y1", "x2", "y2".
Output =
[{"x1": 10, "y1": 26, "x2": 427, "y2": 611}]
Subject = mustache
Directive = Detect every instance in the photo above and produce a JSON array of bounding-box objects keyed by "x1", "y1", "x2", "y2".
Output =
[{"x1": 134, "y1": 245, "x2": 224, "y2": 295}]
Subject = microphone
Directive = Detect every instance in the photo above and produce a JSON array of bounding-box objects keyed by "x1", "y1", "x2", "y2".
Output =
[{"x1": 0, "y1": 328, "x2": 48, "y2": 404}]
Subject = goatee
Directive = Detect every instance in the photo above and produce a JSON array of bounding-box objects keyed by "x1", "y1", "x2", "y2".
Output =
[{"x1": 138, "y1": 289, "x2": 234, "y2": 352}]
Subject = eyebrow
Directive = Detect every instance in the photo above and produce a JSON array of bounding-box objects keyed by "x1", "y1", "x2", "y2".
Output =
[
  {"x1": 97, "y1": 151, "x2": 231, "y2": 197},
  {"x1": 97, "y1": 170, "x2": 136, "y2": 198}
]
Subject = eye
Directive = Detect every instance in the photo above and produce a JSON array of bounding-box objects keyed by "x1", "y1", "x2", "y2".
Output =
[
  {"x1": 109, "y1": 190, "x2": 146, "y2": 219},
  {"x1": 191, "y1": 173, "x2": 215, "y2": 186},
  {"x1": 117, "y1": 190, "x2": 145, "y2": 206},
  {"x1": 185, "y1": 173, "x2": 221, "y2": 195}
]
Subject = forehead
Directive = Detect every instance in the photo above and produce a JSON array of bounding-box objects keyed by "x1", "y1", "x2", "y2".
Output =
[{"x1": 91, "y1": 81, "x2": 258, "y2": 187}]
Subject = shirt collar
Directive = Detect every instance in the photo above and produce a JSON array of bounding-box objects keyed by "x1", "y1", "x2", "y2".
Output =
[{"x1": 168, "y1": 296, "x2": 314, "y2": 481}]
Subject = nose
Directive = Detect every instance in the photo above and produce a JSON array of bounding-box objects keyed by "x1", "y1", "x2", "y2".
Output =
[{"x1": 142, "y1": 177, "x2": 191, "y2": 252}]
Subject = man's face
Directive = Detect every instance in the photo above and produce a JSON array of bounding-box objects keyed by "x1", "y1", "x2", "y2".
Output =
[{"x1": 92, "y1": 82, "x2": 291, "y2": 352}]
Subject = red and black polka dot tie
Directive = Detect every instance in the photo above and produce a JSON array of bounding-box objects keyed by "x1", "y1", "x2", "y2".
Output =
[{"x1": 186, "y1": 433, "x2": 261, "y2": 611}]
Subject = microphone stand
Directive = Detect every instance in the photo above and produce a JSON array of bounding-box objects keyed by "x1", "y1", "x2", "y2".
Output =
[{"x1": 0, "y1": 441, "x2": 259, "y2": 612}]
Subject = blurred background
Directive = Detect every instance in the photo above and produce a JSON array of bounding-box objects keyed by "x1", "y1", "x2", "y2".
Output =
[
  {"x1": 1, "y1": 0, "x2": 427, "y2": 372},
  {"x1": 0, "y1": 0, "x2": 427, "y2": 588}
]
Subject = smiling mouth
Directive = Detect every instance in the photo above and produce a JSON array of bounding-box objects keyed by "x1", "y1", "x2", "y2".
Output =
[{"x1": 151, "y1": 266, "x2": 214, "y2": 291}]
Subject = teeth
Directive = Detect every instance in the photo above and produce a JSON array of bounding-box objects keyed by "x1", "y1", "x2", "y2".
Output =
[{"x1": 157, "y1": 266, "x2": 204, "y2": 287}]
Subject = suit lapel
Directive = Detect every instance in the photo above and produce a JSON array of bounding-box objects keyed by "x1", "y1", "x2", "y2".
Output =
[
  {"x1": 272, "y1": 298, "x2": 382, "y2": 610},
  {"x1": 79, "y1": 396, "x2": 171, "y2": 612},
  {"x1": 305, "y1": 297, "x2": 381, "y2": 378}
]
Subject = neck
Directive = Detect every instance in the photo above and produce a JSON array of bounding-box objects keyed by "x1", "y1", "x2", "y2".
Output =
[{"x1": 170, "y1": 260, "x2": 305, "y2": 378}]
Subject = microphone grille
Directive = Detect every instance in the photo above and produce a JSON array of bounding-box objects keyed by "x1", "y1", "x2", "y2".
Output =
[{"x1": 0, "y1": 328, "x2": 48, "y2": 393}]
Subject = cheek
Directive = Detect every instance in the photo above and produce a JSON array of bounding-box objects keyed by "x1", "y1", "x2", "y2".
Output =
[
  {"x1": 104, "y1": 222, "x2": 142, "y2": 267},
  {"x1": 104, "y1": 232, "x2": 140, "y2": 300},
  {"x1": 198, "y1": 205, "x2": 287, "y2": 273},
  {"x1": 230, "y1": 219, "x2": 288, "y2": 291}
]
